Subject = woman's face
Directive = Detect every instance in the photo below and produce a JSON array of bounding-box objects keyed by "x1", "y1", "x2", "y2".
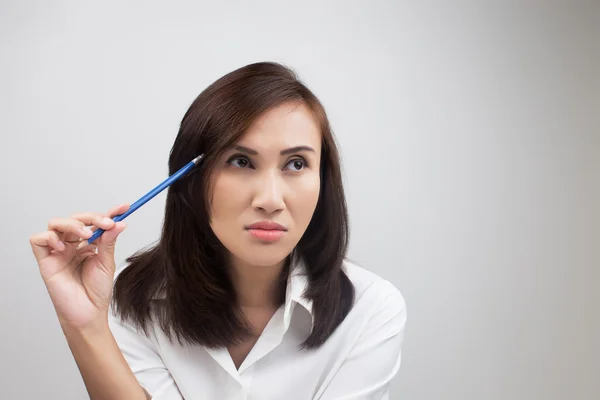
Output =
[{"x1": 209, "y1": 102, "x2": 322, "y2": 267}]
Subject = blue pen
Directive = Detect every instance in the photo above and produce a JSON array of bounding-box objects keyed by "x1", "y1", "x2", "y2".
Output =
[{"x1": 76, "y1": 154, "x2": 205, "y2": 250}]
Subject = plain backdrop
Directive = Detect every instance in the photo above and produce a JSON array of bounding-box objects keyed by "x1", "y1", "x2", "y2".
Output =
[{"x1": 1, "y1": 1, "x2": 598, "y2": 399}]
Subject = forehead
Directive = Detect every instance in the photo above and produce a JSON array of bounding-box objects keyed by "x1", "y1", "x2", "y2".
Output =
[{"x1": 237, "y1": 102, "x2": 321, "y2": 150}]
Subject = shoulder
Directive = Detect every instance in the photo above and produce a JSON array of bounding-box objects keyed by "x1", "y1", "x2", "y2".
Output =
[{"x1": 342, "y1": 259, "x2": 407, "y2": 321}]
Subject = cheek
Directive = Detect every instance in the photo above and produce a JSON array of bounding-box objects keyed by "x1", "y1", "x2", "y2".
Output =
[
  {"x1": 291, "y1": 175, "x2": 321, "y2": 223},
  {"x1": 209, "y1": 174, "x2": 246, "y2": 223}
]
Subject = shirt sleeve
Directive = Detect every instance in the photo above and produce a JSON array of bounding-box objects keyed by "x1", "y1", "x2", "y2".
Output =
[
  {"x1": 108, "y1": 304, "x2": 184, "y2": 400},
  {"x1": 317, "y1": 280, "x2": 407, "y2": 400}
]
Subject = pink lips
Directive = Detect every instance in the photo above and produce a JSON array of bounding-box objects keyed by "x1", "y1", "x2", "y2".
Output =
[{"x1": 245, "y1": 221, "x2": 287, "y2": 242}]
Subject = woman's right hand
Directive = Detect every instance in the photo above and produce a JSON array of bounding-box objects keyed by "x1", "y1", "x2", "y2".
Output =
[{"x1": 29, "y1": 203, "x2": 130, "y2": 333}]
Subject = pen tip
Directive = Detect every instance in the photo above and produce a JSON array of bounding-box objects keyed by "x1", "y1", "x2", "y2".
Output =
[
  {"x1": 192, "y1": 154, "x2": 205, "y2": 165},
  {"x1": 75, "y1": 240, "x2": 87, "y2": 251}
]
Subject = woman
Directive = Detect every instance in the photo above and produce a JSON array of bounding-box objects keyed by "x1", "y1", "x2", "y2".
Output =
[{"x1": 29, "y1": 62, "x2": 407, "y2": 399}]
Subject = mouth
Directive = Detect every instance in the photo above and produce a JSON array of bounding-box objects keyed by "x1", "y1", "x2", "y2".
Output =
[{"x1": 245, "y1": 221, "x2": 287, "y2": 242}]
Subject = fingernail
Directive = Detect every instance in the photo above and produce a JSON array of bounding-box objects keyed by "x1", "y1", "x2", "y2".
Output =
[
  {"x1": 82, "y1": 227, "x2": 93, "y2": 235},
  {"x1": 58, "y1": 241, "x2": 65, "y2": 251},
  {"x1": 103, "y1": 217, "x2": 113, "y2": 224}
]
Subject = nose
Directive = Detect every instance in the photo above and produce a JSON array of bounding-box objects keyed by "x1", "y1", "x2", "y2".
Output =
[{"x1": 251, "y1": 170, "x2": 285, "y2": 214}]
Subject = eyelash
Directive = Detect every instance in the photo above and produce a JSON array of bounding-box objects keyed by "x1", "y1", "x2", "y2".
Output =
[{"x1": 226, "y1": 154, "x2": 309, "y2": 171}]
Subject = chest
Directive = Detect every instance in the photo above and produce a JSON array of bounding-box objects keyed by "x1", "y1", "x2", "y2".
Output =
[
  {"x1": 227, "y1": 307, "x2": 278, "y2": 369},
  {"x1": 227, "y1": 338, "x2": 259, "y2": 369},
  {"x1": 154, "y1": 302, "x2": 325, "y2": 399}
]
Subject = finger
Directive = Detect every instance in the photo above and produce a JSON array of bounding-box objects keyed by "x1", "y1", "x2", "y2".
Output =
[
  {"x1": 59, "y1": 210, "x2": 119, "y2": 243},
  {"x1": 96, "y1": 221, "x2": 127, "y2": 273},
  {"x1": 29, "y1": 231, "x2": 66, "y2": 262},
  {"x1": 106, "y1": 203, "x2": 130, "y2": 219},
  {"x1": 72, "y1": 204, "x2": 129, "y2": 246},
  {"x1": 48, "y1": 217, "x2": 94, "y2": 244},
  {"x1": 71, "y1": 204, "x2": 129, "y2": 232},
  {"x1": 48, "y1": 204, "x2": 130, "y2": 246},
  {"x1": 70, "y1": 212, "x2": 118, "y2": 232},
  {"x1": 71, "y1": 244, "x2": 98, "y2": 267},
  {"x1": 72, "y1": 204, "x2": 130, "y2": 239}
]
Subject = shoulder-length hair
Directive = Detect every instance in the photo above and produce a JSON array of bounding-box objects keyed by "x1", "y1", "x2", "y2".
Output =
[{"x1": 112, "y1": 61, "x2": 354, "y2": 349}]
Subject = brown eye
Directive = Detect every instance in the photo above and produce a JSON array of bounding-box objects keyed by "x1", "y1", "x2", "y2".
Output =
[
  {"x1": 227, "y1": 155, "x2": 253, "y2": 168},
  {"x1": 285, "y1": 158, "x2": 306, "y2": 171}
]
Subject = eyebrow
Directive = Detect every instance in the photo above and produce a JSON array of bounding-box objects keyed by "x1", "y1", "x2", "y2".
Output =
[{"x1": 232, "y1": 145, "x2": 316, "y2": 156}]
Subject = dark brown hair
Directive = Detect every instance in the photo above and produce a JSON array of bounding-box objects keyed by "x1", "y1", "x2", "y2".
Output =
[{"x1": 112, "y1": 61, "x2": 354, "y2": 349}]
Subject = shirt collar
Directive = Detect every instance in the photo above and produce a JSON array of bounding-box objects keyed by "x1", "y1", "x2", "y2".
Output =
[
  {"x1": 146, "y1": 255, "x2": 314, "y2": 329},
  {"x1": 282, "y1": 255, "x2": 314, "y2": 332}
]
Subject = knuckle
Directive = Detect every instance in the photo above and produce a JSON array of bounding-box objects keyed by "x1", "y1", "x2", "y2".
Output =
[
  {"x1": 69, "y1": 218, "x2": 84, "y2": 227},
  {"x1": 71, "y1": 212, "x2": 91, "y2": 220}
]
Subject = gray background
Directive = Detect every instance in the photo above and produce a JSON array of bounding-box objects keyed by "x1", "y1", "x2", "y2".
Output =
[{"x1": 1, "y1": 1, "x2": 598, "y2": 399}]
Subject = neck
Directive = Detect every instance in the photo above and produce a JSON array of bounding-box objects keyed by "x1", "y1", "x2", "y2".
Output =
[{"x1": 228, "y1": 255, "x2": 289, "y2": 309}]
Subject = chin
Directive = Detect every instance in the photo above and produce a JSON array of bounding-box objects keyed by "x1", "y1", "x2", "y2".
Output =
[{"x1": 234, "y1": 246, "x2": 293, "y2": 267}]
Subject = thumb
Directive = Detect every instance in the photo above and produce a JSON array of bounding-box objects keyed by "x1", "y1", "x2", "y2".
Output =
[{"x1": 96, "y1": 221, "x2": 127, "y2": 268}]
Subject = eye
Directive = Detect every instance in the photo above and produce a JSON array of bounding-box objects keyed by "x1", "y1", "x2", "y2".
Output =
[
  {"x1": 226, "y1": 155, "x2": 254, "y2": 169},
  {"x1": 284, "y1": 158, "x2": 307, "y2": 171}
]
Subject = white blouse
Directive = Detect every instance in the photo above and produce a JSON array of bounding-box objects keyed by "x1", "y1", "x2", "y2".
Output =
[{"x1": 108, "y1": 259, "x2": 407, "y2": 400}]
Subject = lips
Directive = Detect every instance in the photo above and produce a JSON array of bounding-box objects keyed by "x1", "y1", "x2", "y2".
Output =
[
  {"x1": 245, "y1": 221, "x2": 287, "y2": 231},
  {"x1": 245, "y1": 221, "x2": 287, "y2": 242}
]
